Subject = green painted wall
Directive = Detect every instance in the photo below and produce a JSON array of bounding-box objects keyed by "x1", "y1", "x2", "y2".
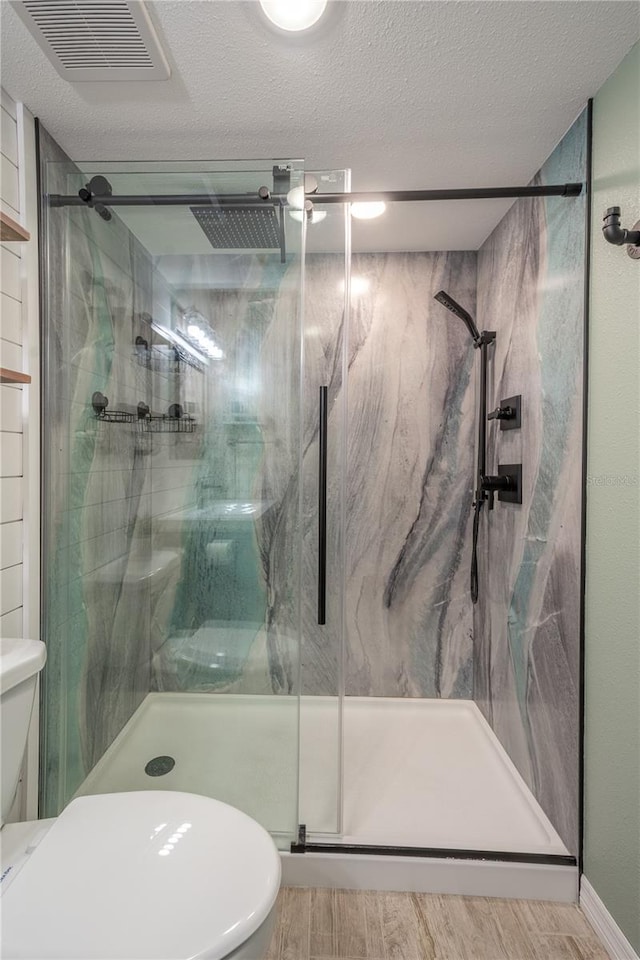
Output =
[{"x1": 584, "y1": 40, "x2": 640, "y2": 952}]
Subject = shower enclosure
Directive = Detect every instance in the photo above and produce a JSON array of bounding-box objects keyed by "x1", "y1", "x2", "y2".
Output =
[{"x1": 38, "y1": 106, "x2": 588, "y2": 875}]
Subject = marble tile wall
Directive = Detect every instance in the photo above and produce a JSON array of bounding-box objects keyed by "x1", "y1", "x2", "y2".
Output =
[
  {"x1": 302, "y1": 252, "x2": 478, "y2": 698},
  {"x1": 474, "y1": 110, "x2": 588, "y2": 856},
  {"x1": 148, "y1": 250, "x2": 478, "y2": 703}
]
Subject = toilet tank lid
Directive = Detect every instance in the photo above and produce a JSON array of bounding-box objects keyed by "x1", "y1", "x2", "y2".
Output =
[
  {"x1": 0, "y1": 638, "x2": 46, "y2": 693},
  {"x1": 1, "y1": 791, "x2": 281, "y2": 960}
]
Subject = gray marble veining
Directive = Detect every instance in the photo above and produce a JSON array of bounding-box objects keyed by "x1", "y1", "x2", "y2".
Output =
[
  {"x1": 300, "y1": 251, "x2": 478, "y2": 698},
  {"x1": 474, "y1": 109, "x2": 587, "y2": 856}
]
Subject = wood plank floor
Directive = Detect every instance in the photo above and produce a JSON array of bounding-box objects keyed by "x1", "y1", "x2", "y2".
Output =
[{"x1": 266, "y1": 889, "x2": 609, "y2": 960}]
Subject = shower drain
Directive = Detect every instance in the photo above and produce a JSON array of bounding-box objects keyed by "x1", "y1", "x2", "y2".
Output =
[{"x1": 144, "y1": 755, "x2": 176, "y2": 777}]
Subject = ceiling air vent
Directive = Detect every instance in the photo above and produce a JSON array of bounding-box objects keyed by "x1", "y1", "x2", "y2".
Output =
[{"x1": 10, "y1": 0, "x2": 170, "y2": 81}]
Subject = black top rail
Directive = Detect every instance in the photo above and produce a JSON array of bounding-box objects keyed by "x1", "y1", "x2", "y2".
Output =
[{"x1": 48, "y1": 182, "x2": 582, "y2": 208}]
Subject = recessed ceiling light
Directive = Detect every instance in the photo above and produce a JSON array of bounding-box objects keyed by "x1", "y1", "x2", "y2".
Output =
[
  {"x1": 350, "y1": 201, "x2": 386, "y2": 220},
  {"x1": 259, "y1": 0, "x2": 328, "y2": 32}
]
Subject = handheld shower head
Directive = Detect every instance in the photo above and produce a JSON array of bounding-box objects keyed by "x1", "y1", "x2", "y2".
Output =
[{"x1": 434, "y1": 290, "x2": 481, "y2": 344}]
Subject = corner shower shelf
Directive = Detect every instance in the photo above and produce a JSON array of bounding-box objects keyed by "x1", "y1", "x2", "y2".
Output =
[
  {"x1": 0, "y1": 210, "x2": 31, "y2": 242},
  {"x1": 0, "y1": 367, "x2": 31, "y2": 384}
]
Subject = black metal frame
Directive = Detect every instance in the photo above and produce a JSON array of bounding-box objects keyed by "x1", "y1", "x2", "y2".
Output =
[
  {"x1": 291, "y1": 839, "x2": 576, "y2": 867},
  {"x1": 578, "y1": 98, "x2": 594, "y2": 881},
  {"x1": 48, "y1": 182, "x2": 582, "y2": 209}
]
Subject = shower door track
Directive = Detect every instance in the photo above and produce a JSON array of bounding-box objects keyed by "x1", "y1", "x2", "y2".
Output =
[
  {"x1": 291, "y1": 839, "x2": 576, "y2": 868},
  {"x1": 47, "y1": 182, "x2": 582, "y2": 208}
]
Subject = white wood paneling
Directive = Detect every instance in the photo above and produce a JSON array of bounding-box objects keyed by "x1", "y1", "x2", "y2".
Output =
[
  {"x1": 1, "y1": 107, "x2": 18, "y2": 165},
  {"x1": 1, "y1": 153, "x2": 20, "y2": 214},
  {"x1": 0, "y1": 385, "x2": 22, "y2": 431},
  {"x1": 0, "y1": 89, "x2": 16, "y2": 120},
  {"x1": 0, "y1": 338, "x2": 22, "y2": 371},
  {"x1": 0, "y1": 606, "x2": 22, "y2": 637},
  {"x1": 1, "y1": 432, "x2": 23, "y2": 476},
  {"x1": 0, "y1": 476, "x2": 22, "y2": 523},
  {"x1": 0, "y1": 562, "x2": 22, "y2": 616},
  {"x1": 1, "y1": 246, "x2": 22, "y2": 301},
  {"x1": 0, "y1": 291, "x2": 23, "y2": 344},
  {"x1": 0, "y1": 520, "x2": 23, "y2": 569}
]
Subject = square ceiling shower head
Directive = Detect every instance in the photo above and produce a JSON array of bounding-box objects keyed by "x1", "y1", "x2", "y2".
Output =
[{"x1": 190, "y1": 205, "x2": 285, "y2": 261}]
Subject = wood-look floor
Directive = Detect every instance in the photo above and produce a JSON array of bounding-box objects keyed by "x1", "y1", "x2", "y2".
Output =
[{"x1": 266, "y1": 888, "x2": 609, "y2": 960}]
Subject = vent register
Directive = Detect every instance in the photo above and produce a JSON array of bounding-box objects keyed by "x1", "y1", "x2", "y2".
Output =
[{"x1": 11, "y1": 0, "x2": 170, "y2": 81}]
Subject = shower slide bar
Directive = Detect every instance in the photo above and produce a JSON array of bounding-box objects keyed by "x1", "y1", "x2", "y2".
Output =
[{"x1": 47, "y1": 182, "x2": 583, "y2": 208}]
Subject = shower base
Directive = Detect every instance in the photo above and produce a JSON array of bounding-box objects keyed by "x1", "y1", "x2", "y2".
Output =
[{"x1": 76, "y1": 694, "x2": 576, "y2": 899}]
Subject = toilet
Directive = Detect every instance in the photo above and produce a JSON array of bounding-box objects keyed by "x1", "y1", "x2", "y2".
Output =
[{"x1": 0, "y1": 638, "x2": 281, "y2": 960}]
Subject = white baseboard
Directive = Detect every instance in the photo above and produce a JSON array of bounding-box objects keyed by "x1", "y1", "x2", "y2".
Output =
[
  {"x1": 580, "y1": 877, "x2": 639, "y2": 960},
  {"x1": 281, "y1": 851, "x2": 578, "y2": 902}
]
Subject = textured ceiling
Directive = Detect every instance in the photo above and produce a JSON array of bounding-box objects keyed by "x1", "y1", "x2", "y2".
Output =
[{"x1": 1, "y1": 1, "x2": 638, "y2": 250}]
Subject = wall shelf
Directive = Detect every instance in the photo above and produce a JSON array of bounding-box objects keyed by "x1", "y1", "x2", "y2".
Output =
[
  {"x1": 0, "y1": 210, "x2": 31, "y2": 242},
  {"x1": 0, "y1": 367, "x2": 31, "y2": 385}
]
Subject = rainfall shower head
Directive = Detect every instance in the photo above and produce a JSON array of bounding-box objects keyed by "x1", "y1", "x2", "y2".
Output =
[
  {"x1": 190, "y1": 205, "x2": 282, "y2": 251},
  {"x1": 190, "y1": 165, "x2": 291, "y2": 263},
  {"x1": 434, "y1": 290, "x2": 481, "y2": 344}
]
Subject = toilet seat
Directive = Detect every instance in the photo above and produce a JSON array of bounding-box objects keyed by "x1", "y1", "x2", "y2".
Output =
[{"x1": 1, "y1": 791, "x2": 281, "y2": 959}]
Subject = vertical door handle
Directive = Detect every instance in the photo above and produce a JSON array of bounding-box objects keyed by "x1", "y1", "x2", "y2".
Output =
[{"x1": 318, "y1": 385, "x2": 328, "y2": 625}]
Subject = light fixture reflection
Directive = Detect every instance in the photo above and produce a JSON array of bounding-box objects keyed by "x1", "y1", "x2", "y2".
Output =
[
  {"x1": 286, "y1": 175, "x2": 319, "y2": 210},
  {"x1": 289, "y1": 209, "x2": 327, "y2": 224},
  {"x1": 350, "y1": 276, "x2": 370, "y2": 295},
  {"x1": 259, "y1": 0, "x2": 328, "y2": 32},
  {"x1": 350, "y1": 201, "x2": 386, "y2": 220},
  {"x1": 337, "y1": 276, "x2": 370, "y2": 296},
  {"x1": 181, "y1": 309, "x2": 225, "y2": 360}
]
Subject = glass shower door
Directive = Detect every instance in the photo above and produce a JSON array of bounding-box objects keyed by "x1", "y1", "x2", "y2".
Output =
[
  {"x1": 39, "y1": 151, "x2": 306, "y2": 849},
  {"x1": 299, "y1": 171, "x2": 350, "y2": 839}
]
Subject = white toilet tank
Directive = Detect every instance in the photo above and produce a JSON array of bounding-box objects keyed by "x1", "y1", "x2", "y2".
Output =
[{"x1": 0, "y1": 639, "x2": 46, "y2": 826}]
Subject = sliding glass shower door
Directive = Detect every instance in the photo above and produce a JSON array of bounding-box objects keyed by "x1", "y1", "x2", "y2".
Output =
[
  {"x1": 39, "y1": 145, "x2": 312, "y2": 848},
  {"x1": 298, "y1": 171, "x2": 350, "y2": 840}
]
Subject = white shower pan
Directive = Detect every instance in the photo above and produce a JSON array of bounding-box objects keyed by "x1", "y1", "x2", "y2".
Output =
[{"x1": 76, "y1": 694, "x2": 577, "y2": 901}]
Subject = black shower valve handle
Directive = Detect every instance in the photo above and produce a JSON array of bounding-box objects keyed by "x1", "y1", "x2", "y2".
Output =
[
  {"x1": 481, "y1": 474, "x2": 516, "y2": 493},
  {"x1": 488, "y1": 404, "x2": 515, "y2": 421}
]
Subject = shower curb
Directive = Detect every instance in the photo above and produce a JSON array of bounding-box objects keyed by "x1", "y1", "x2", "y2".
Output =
[{"x1": 280, "y1": 850, "x2": 578, "y2": 902}]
